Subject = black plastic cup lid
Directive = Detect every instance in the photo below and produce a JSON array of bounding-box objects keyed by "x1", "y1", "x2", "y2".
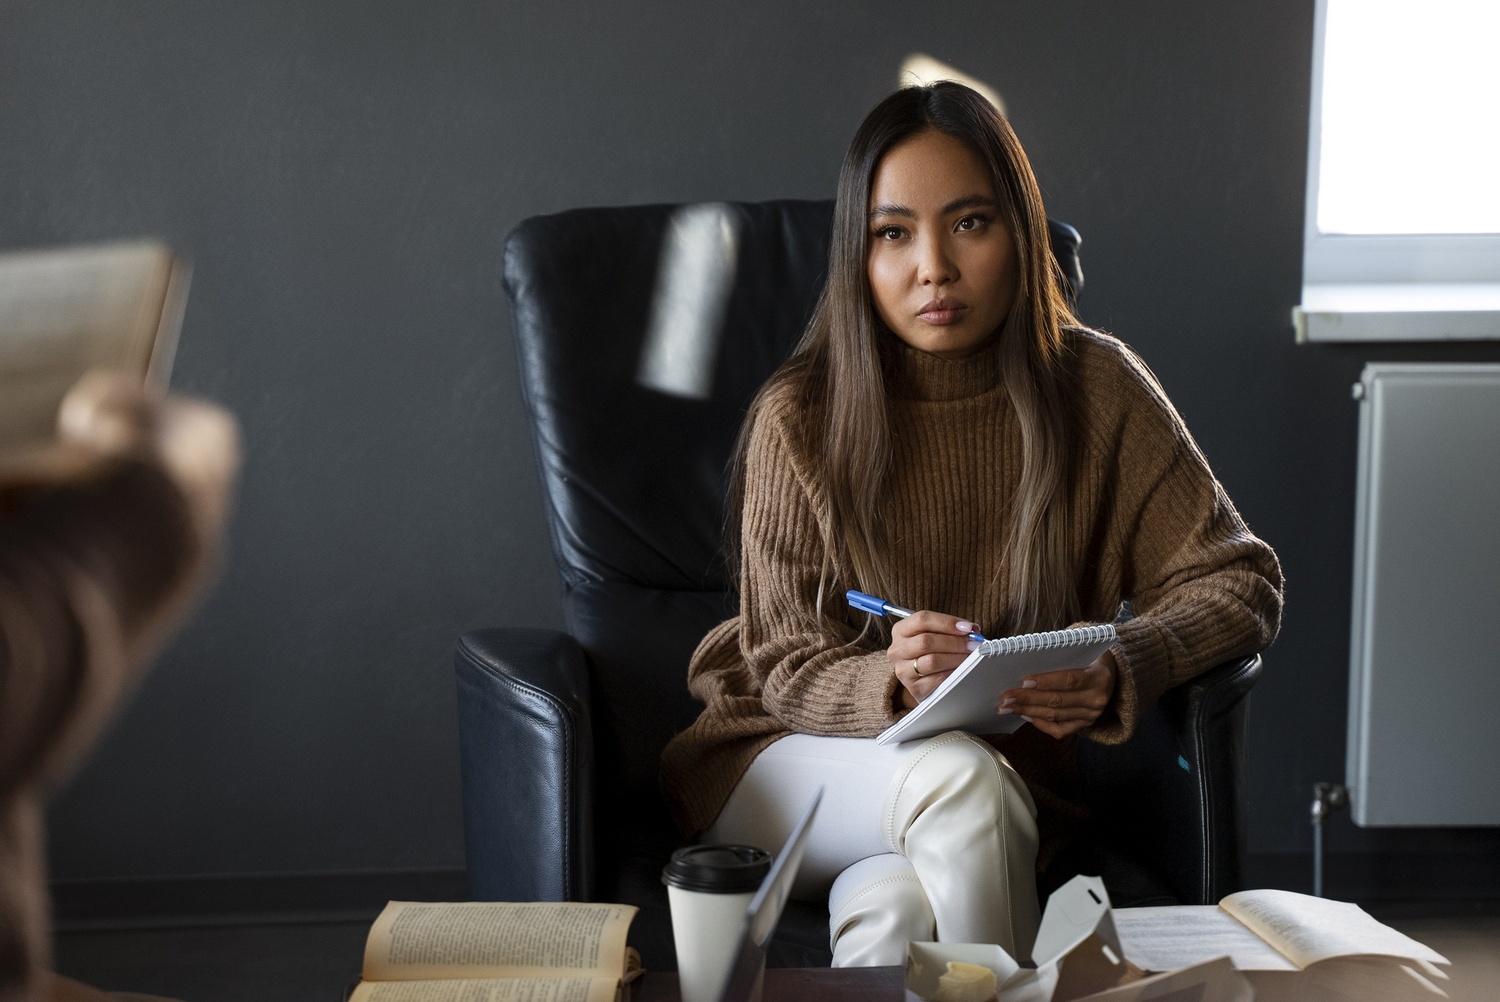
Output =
[{"x1": 661, "y1": 843, "x2": 771, "y2": 893}]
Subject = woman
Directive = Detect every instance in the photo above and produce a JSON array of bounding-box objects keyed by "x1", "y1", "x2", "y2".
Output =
[{"x1": 660, "y1": 82, "x2": 1282, "y2": 966}]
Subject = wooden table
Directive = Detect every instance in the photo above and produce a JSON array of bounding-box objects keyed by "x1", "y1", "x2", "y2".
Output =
[{"x1": 631, "y1": 966, "x2": 906, "y2": 1001}]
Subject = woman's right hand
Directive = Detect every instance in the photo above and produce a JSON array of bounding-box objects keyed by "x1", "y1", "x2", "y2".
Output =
[{"x1": 888, "y1": 611, "x2": 983, "y2": 710}]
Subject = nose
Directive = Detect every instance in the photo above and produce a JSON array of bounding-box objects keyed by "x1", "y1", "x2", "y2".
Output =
[{"x1": 915, "y1": 229, "x2": 958, "y2": 287}]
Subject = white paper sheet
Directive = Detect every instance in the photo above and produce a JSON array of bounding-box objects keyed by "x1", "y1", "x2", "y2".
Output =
[{"x1": 1112, "y1": 906, "x2": 1298, "y2": 973}]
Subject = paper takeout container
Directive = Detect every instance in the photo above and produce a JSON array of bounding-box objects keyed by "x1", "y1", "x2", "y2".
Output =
[
  {"x1": 906, "y1": 941, "x2": 1014, "y2": 997},
  {"x1": 905, "y1": 941, "x2": 1061, "y2": 1002},
  {"x1": 903, "y1": 876, "x2": 1134, "y2": 1002}
]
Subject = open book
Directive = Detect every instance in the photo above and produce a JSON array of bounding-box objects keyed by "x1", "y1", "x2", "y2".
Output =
[
  {"x1": 348, "y1": 901, "x2": 642, "y2": 1002},
  {"x1": 909, "y1": 877, "x2": 1450, "y2": 1002},
  {"x1": 877, "y1": 624, "x2": 1117, "y2": 745},
  {"x1": 1113, "y1": 889, "x2": 1450, "y2": 1000},
  {"x1": 0, "y1": 240, "x2": 187, "y2": 476}
]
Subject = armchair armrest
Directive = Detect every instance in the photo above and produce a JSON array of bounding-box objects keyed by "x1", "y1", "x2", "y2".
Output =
[
  {"x1": 1076, "y1": 654, "x2": 1261, "y2": 905},
  {"x1": 1165, "y1": 654, "x2": 1261, "y2": 902},
  {"x1": 455, "y1": 628, "x2": 594, "y2": 902}
]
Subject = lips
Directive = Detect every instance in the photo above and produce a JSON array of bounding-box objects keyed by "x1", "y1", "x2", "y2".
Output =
[{"x1": 917, "y1": 298, "x2": 968, "y2": 325}]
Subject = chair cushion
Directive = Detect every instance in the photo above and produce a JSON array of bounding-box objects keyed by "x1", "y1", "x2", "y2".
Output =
[{"x1": 1039, "y1": 840, "x2": 1181, "y2": 909}]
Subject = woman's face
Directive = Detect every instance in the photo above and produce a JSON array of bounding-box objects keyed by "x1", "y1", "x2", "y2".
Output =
[{"x1": 865, "y1": 130, "x2": 1018, "y2": 360}]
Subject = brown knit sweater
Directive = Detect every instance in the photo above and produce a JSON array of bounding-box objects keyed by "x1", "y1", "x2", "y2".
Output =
[{"x1": 659, "y1": 329, "x2": 1283, "y2": 852}]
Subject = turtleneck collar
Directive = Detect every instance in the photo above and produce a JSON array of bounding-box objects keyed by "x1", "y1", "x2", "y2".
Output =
[{"x1": 888, "y1": 343, "x2": 1003, "y2": 402}]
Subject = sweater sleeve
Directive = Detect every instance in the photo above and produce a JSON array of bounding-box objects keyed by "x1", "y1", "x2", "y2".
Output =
[
  {"x1": 686, "y1": 403, "x2": 903, "y2": 737},
  {"x1": 0, "y1": 459, "x2": 199, "y2": 798},
  {"x1": 1082, "y1": 349, "x2": 1284, "y2": 744}
]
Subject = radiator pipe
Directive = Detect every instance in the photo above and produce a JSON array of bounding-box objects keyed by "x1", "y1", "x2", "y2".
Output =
[{"x1": 1310, "y1": 782, "x2": 1349, "y2": 897}]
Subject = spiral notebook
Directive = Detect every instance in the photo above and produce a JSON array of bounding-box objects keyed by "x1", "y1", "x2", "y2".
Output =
[{"x1": 875, "y1": 624, "x2": 1118, "y2": 745}]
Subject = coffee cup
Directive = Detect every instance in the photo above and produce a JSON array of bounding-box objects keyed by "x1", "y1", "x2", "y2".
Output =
[{"x1": 662, "y1": 843, "x2": 772, "y2": 1002}]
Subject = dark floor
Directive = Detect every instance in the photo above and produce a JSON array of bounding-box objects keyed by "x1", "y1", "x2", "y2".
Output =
[{"x1": 53, "y1": 911, "x2": 1500, "y2": 1002}]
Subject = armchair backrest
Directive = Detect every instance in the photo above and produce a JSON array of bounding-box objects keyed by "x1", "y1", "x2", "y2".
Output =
[
  {"x1": 503, "y1": 201, "x2": 837, "y2": 861},
  {"x1": 501, "y1": 200, "x2": 1083, "y2": 866}
]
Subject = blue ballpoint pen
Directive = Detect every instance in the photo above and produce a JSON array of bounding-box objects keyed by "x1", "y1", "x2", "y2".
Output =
[{"x1": 846, "y1": 590, "x2": 987, "y2": 642}]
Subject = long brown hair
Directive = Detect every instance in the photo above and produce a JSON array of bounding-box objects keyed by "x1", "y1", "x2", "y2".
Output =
[{"x1": 728, "y1": 82, "x2": 1082, "y2": 634}]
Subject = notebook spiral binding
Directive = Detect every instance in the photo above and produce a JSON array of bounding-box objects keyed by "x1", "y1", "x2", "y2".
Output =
[{"x1": 976, "y1": 623, "x2": 1117, "y2": 656}]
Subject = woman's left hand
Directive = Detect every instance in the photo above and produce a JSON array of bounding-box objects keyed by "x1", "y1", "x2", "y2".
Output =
[{"x1": 998, "y1": 649, "x2": 1118, "y2": 739}]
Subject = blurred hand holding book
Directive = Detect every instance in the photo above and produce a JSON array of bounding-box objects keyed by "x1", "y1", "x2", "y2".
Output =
[{"x1": 0, "y1": 240, "x2": 187, "y2": 478}]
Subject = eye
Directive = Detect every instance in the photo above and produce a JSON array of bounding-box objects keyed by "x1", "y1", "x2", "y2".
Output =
[
  {"x1": 956, "y1": 213, "x2": 990, "y2": 232},
  {"x1": 872, "y1": 225, "x2": 906, "y2": 241}
]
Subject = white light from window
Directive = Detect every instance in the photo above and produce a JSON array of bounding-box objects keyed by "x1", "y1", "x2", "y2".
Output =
[{"x1": 1317, "y1": 0, "x2": 1500, "y2": 235}]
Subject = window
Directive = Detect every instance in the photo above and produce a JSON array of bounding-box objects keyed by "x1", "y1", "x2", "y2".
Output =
[{"x1": 1298, "y1": 0, "x2": 1500, "y2": 341}]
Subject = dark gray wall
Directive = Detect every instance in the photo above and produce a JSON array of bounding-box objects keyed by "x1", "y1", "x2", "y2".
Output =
[{"x1": 4, "y1": 0, "x2": 1496, "y2": 898}]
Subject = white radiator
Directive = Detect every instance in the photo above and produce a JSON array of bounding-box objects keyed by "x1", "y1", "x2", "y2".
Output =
[{"x1": 1347, "y1": 363, "x2": 1500, "y2": 826}]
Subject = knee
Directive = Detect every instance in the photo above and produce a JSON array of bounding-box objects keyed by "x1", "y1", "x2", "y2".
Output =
[
  {"x1": 892, "y1": 733, "x2": 1029, "y2": 813},
  {"x1": 883, "y1": 732, "x2": 1038, "y2": 856}
]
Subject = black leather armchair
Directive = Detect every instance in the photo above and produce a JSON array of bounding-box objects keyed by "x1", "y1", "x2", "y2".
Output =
[{"x1": 458, "y1": 200, "x2": 1260, "y2": 970}]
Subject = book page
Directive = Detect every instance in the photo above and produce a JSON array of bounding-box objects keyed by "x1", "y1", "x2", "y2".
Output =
[
  {"x1": 1113, "y1": 906, "x2": 1299, "y2": 972},
  {"x1": 0, "y1": 242, "x2": 178, "y2": 462},
  {"x1": 1220, "y1": 890, "x2": 1449, "y2": 969},
  {"x1": 362, "y1": 902, "x2": 637, "y2": 983},
  {"x1": 348, "y1": 976, "x2": 620, "y2": 1002}
]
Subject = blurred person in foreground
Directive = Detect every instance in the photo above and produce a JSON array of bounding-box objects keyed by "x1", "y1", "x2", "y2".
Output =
[{"x1": 0, "y1": 373, "x2": 240, "y2": 1002}]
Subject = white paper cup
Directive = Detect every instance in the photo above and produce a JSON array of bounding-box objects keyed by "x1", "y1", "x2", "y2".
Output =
[{"x1": 663, "y1": 844, "x2": 771, "y2": 1002}]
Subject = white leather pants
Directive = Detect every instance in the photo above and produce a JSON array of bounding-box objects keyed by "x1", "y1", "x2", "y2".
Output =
[{"x1": 706, "y1": 730, "x2": 1040, "y2": 967}]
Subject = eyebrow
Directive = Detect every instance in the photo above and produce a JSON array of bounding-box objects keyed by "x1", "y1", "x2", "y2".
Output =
[{"x1": 867, "y1": 194, "x2": 1000, "y2": 219}]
